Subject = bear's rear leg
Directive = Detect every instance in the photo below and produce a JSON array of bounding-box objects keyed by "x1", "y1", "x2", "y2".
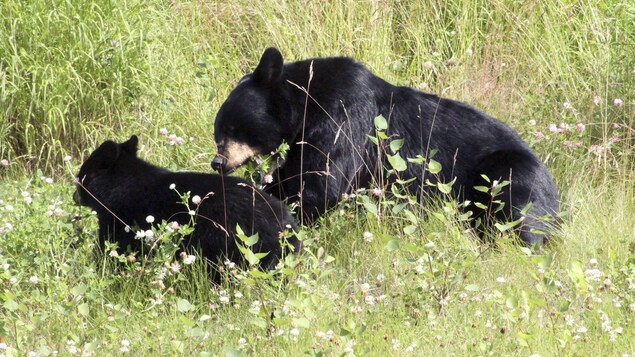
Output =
[{"x1": 468, "y1": 150, "x2": 559, "y2": 246}]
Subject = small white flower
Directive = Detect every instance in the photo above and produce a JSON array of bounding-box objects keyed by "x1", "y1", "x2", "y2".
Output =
[
  {"x1": 263, "y1": 174, "x2": 274, "y2": 184},
  {"x1": 363, "y1": 231, "x2": 373, "y2": 243},
  {"x1": 159, "y1": 128, "x2": 168, "y2": 136},
  {"x1": 135, "y1": 230, "x2": 146, "y2": 239},
  {"x1": 170, "y1": 262, "x2": 181, "y2": 273},
  {"x1": 109, "y1": 250, "x2": 119, "y2": 257},
  {"x1": 45, "y1": 177, "x2": 54, "y2": 184},
  {"x1": 359, "y1": 283, "x2": 371, "y2": 292},
  {"x1": 613, "y1": 98, "x2": 624, "y2": 107},
  {"x1": 29, "y1": 276, "x2": 39, "y2": 284},
  {"x1": 290, "y1": 328, "x2": 300, "y2": 336},
  {"x1": 589, "y1": 258, "x2": 598, "y2": 266},
  {"x1": 496, "y1": 277, "x2": 506, "y2": 283},
  {"x1": 120, "y1": 340, "x2": 130, "y2": 347},
  {"x1": 146, "y1": 215, "x2": 155, "y2": 224},
  {"x1": 0, "y1": 159, "x2": 8, "y2": 167},
  {"x1": 63, "y1": 155, "x2": 72, "y2": 162},
  {"x1": 182, "y1": 255, "x2": 196, "y2": 265},
  {"x1": 169, "y1": 183, "x2": 176, "y2": 190},
  {"x1": 528, "y1": 119, "x2": 537, "y2": 126},
  {"x1": 192, "y1": 195, "x2": 202, "y2": 205},
  {"x1": 188, "y1": 210, "x2": 196, "y2": 216}
]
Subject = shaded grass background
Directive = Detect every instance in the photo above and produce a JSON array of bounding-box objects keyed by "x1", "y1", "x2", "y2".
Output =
[{"x1": 1, "y1": 0, "x2": 634, "y2": 355}]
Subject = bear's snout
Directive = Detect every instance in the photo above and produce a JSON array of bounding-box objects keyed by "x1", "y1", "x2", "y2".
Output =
[{"x1": 211, "y1": 155, "x2": 227, "y2": 172}]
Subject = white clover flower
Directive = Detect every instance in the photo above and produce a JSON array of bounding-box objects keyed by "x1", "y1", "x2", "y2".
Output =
[
  {"x1": 614, "y1": 98, "x2": 624, "y2": 107},
  {"x1": 263, "y1": 174, "x2": 274, "y2": 184},
  {"x1": 182, "y1": 255, "x2": 196, "y2": 265},
  {"x1": 290, "y1": 328, "x2": 300, "y2": 336},
  {"x1": 363, "y1": 231, "x2": 373, "y2": 243},
  {"x1": 192, "y1": 195, "x2": 202, "y2": 205},
  {"x1": 167, "y1": 221, "x2": 180, "y2": 232},
  {"x1": 120, "y1": 340, "x2": 130, "y2": 347},
  {"x1": 45, "y1": 177, "x2": 54, "y2": 184},
  {"x1": 584, "y1": 268, "x2": 602, "y2": 282},
  {"x1": 219, "y1": 296, "x2": 230, "y2": 304},
  {"x1": 29, "y1": 276, "x2": 39, "y2": 284},
  {"x1": 496, "y1": 277, "x2": 506, "y2": 283},
  {"x1": 63, "y1": 155, "x2": 72, "y2": 162},
  {"x1": 169, "y1": 183, "x2": 176, "y2": 190},
  {"x1": 589, "y1": 258, "x2": 598, "y2": 266},
  {"x1": 0, "y1": 159, "x2": 8, "y2": 167},
  {"x1": 135, "y1": 230, "x2": 146, "y2": 239},
  {"x1": 359, "y1": 283, "x2": 371, "y2": 292},
  {"x1": 159, "y1": 128, "x2": 168, "y2": 136},
  {"x1": 146, "y1": 215, "x2": 155, "y2": 224},
  {"x1": 188, "y1": 210, "x2": 196, "y2": 216}
]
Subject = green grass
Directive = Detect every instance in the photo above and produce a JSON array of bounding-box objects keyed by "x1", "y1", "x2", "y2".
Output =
[{"x1": 1, "y1": 0, "x2": 634, "y2": 355}]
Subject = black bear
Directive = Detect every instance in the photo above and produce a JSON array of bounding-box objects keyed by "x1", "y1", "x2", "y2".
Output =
[
  {"x1": 74, "y1": 135, "x2": 300, "y2": 270},
  {"x1": 211, "y1": 48, "x2": 559, "y2": 245}
]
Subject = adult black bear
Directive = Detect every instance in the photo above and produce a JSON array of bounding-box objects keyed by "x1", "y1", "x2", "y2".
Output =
[
  {"x1": 74, "y1": 135, "x2": 300, "y2": 269},
  {"x1": 211, "y1": 48, "x2": 559, "y2": 245}
]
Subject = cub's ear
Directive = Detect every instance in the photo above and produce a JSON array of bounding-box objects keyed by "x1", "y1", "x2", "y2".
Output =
[
  {"x1": 252, "y1": 47, "x2": 284, "y2": 85},
  {"x1": 121, "y1": 135, "x2": 139, "y2": 155}
]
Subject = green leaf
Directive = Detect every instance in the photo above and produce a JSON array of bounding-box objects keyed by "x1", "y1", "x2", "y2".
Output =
[
  {"x1": 237, "y1": 244, "x2": 261, "y2": 266},
  {"x1": 403, "y1": 225, "x2": 417, "y2": 235},
  {"x1": 293, "y1": 317, "x2": 310, "y2": 329},
  {"x1": 77, "y1": 303, "x2": 89, "y2": 317},
  {"x1": 374, "y1": 115, "x2": 388, "y2": 130},
  {"x1": 437, "y1": 179, "x2": 455, "y2": 194},
  {"x1": 389, "y1": 139, "x2": 404, "y2": 153},
  {"x1": 367, "y1": 135, "x2": 378, "y2": 145},
  {"x1": 387, "y1": 153, "x2": 407, "y2": 172},
  {"x1": 176, "y1": 298, "x2": 193, "y2": 313},
  {"x1": 427, "y1": 159, "x2": 442, "y2": 174},
  {"x1": 473, "y1": 186, "x2": 489, "y2": 193},
  {"x1": 464, "y1": 284, "x2": 480, "y2": 292},
  {"x1": 386, "y1": 239, "x2": 400, "y2": 251},
  {"x1": 250, "y1": 317, "x2": 267, "y2": 329}
]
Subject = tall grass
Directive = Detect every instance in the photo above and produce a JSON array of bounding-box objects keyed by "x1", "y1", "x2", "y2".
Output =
[{"x1": 0, "y1": 0, "x2": 634, "y2": 355}]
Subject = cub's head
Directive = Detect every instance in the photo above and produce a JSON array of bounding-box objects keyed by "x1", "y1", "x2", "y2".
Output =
[
  {"x1": 212, "y1": 47, "x2": 293, "y2": 173},
  {"x1": 73, "y1": 135, "x2": 139, "y2": 208}
]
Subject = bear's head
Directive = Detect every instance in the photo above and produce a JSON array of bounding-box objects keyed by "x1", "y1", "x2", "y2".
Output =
[
  {"x1": 212, "y1": 47, "x2": 295, "y2": 173},
  {"x1": 73, "y1": 135, "x2": 139, "y2": 208}
]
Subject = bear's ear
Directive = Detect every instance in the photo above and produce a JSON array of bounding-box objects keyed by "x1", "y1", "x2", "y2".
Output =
[
  {"x1": 252, "y1": 47, "x2": 284, "y2": 85},
  {"x1": 121, "y1": 135, "x2": 139, "y2": 156}
]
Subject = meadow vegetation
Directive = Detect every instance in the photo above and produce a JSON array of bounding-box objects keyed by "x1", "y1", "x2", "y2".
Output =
[{"x1": 1, "y1": 0, "x2": 634, "y2": 355}]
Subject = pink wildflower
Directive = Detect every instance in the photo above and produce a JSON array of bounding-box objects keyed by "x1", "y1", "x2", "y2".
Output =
[
  {"x1": 575, "y1": 123, "x2": 585, "y2": 132},
  {"x1": 613, "y1": 98, "x2": 624, "y2": 107}
]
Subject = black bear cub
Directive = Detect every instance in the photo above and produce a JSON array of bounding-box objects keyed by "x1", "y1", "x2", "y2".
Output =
[
  {"x1": 74, "y1": 135, "x2": 300, "y2": 270},
  {"x1": 212, "y1": 47, "x2": 559, "y2": 245}
]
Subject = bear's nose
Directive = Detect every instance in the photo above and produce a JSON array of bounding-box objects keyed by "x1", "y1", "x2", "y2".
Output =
[{"x1": 211, "y1": 155, "x2": 226, "y2": 172}]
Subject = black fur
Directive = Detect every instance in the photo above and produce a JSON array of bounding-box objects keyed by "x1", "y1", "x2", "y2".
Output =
[
  {"x1": 74, "y1": 135, "x2": 300, "y2": 269},
  {"x1": 212, "y1": 48, "x2": 559, "y2": 245}
]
